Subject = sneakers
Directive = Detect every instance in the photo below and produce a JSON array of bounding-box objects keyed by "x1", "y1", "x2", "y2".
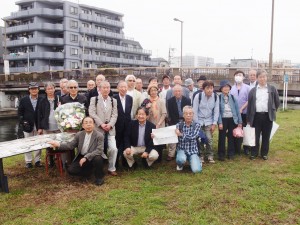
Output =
[
  {"x1": 25, "y1": 163, "x2": 33, "y2": 168},
  {"x1": 262, "y1": 156, "x2": 268, "y2": 160},
  {"x1": 250, "y1": 156, "x2": 256, "y2": 160},
  {"x1": 208, "y1": 157, "x2": 215, "y2": 164},
  {"x1": 176, "y1": 165, "x2": 183, "y2": 171}
]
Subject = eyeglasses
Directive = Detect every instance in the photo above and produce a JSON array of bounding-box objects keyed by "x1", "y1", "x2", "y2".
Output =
[
  {"x1": 69, "y1": 86, "x2": 78, "y2": 89},
  {"x1": 127, "y1": 80, "x2": 135, "y2": 82}
]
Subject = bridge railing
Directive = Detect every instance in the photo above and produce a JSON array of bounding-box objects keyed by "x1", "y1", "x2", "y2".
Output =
[{"x1": 0, "y1": 67, "x2": 299, "y2": 87}]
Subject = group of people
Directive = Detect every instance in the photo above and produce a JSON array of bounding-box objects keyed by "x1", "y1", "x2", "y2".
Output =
[{"x1": 18, "y1": 69, "x2": 279, "y2": 185}]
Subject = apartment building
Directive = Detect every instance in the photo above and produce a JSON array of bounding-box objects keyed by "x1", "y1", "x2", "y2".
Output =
[{"x1": 3, "y1": 0, "x2": 157, "y2": 73}]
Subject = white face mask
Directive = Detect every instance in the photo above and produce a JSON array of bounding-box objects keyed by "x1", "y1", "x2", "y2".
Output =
[{"x1": 234, "y1": 75, "x2": 243, "y2": 83}]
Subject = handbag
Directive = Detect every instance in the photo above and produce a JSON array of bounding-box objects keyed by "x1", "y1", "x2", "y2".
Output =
[
  {"x1": 233, "y1": 127, "x2": 244, "y2": 138},
  {"x1": 243, "y1": 125, "x2": 256, "y2": 146}
]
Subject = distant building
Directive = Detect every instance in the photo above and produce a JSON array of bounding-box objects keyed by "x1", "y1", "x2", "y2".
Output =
[
  {"x1": 3, "y1": 0, "x2": 157, "y2": 73},
  {"x1": 170, "y1": 54, "x2": 214, "y2": 67},
  {"x1": 151, "y1": 57, "x2": 169, "y2": 67},
  {"x1": 230, "y1": 58, "x2": 258, "y2": 68},
  {"x1": 258, "y1": 60, "x2": 292, "y2": 69}
]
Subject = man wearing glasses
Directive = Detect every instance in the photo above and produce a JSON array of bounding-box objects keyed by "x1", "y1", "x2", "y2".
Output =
[
  {"x1": 61, "y1": 80, "x2": 87, "y2": 106},
  {"x1": 125, "y1": 75, "x2": 142, "y2": 119}
]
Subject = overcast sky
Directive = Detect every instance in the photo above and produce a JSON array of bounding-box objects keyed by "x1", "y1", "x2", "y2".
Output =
[{"x1": 1, "y1": 0, "x2": 299, "y2": 63}]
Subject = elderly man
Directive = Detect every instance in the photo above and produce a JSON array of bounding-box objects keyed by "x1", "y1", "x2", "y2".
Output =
[
  {"x1": 167, "y1": 84, "x2": 191, "y2": 161},
  {"x1": 166, "y1": 75, "x2": 190, "y2": 104},
  {"x1": 175, "y1": 106, "x2": 202, "y2": 173},
  {"x1": 48, "y1": 117, "x2": 105, "y2": 186},
  {"x1": 114, "y1": 80, "x2": 133, "y2": 167},
  {"x1": 247, "y1": 70, "x2": 279, "y2": 160},
  {"x1": 192, "y1": 75, "x2": 207, "y2": 102},
  {"x1": 18, "y1": 82, "x2": 43, "y2": 168},
  {"x1": 248, "y1": 69, "x2": 257, "y2": 89},
  {"x1": 61, "y1": 80, "x2": 87, "y2": 105},
  {"x1": 87, "y1": 80, "x2": 96, "y2": 91},
  {"x1": 135, "y1": 78, "x2": 144, "y2": 93},
  {"x1": 193, "y1": 80, "x2": 219, "y2": 163},
  {"x1": 89, "y1": 81, "x2": 118, "y2": 176},
  {"x1": 56, "y1": 78, "x2": 68, "y2": 99},
  {"x1": 126, "y1": 74, "x2": 142, "y2": 119},
  {"x1": 85, "y1": 80, "x2": 96, "y2": 98},
  {"x1": 123, "y1": 107, "x2": 159, "y2": 168},
  {"x1": 185, "y1": 78, "x2": 197, "y2": 103}
]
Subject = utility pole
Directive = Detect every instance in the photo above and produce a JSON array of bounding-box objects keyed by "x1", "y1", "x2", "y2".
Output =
[{"x1": 269, "y1": 0, "x2": 275, "y2": 78}]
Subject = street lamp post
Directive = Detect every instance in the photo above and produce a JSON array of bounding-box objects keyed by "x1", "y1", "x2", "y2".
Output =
[
  {"x1": 173, "y1": 18, "x2": 183, "y2": 68},
  {"x1": 269, "y1": 0, "x2": 275, "y2": 78}
]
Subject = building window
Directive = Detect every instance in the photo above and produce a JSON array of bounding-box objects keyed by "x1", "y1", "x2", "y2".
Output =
[
  {"x1": 70, "y1": 20, "x2": 78, "y2": 28},
  {"x1": 71, "y1": 48, "x2": 78, "y2": 55},
  {"x1": 70, "y1": 6, "x2": 78, "y2": 15},
  {"x1": 84, "y1": 49, "x2": 91, "y2": 55},
  {"x1": 71, "y1": 62, "x2": 79, "y2": 69},
  {"x1": 70, "y1": 34, "x2": 78, "y2": 42}
]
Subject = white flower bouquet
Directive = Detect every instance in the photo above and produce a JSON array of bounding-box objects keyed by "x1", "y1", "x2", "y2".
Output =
[{"x1": 54, "y1": 102, "x2": 86, "y2": 132}]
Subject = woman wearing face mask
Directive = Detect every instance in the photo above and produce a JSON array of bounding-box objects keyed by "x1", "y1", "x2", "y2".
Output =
[{"x1": 230, "y1": 70, "x2": 251, "y2": 156}]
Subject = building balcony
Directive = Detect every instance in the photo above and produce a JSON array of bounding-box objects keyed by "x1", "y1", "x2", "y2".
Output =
[
  {"x1": 9, "y1": 66, "x2": 64, "y2": 73},
  {"x1": 79, "y1": 14, "x2": 123, "y2": 28},
  {"x1": 80, "y1": 41, "x2": 151, "y2": 55},
  {"x1": 80, "y1": 27, "x2": 124, "y2": 40},
  {"x1": 6, "y1": 37, "x2": 64, "y2": 47},
  {"x1": 82, "y1": 54, "x2": 158, "y2": 66},
  {"x1": 7, "y1": 8, "x2": 63, "y2": 19},
  {"x1": 6, "y1": 23, "x2": 63, "y2": 34},
  {"x1": 6, "y1": 52, "x2": 64, "y2": 60}
]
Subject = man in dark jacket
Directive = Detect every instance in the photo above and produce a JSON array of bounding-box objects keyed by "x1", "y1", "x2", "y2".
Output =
[
  {"x1": 166, "y1": 85, "x2": 191, "y2": 161},
  {"x1": 114, "y1": 81, "x2": 133, "y2": 167},
  {"x1": 18, "y1": 82, "x2": 43, "y2": 168},
  {"x1": 123, "y1": 107, "x2": 158, "y2": 168},
  {"x1": 247, "y1": 70, "x2": 280, "y2": 160}
]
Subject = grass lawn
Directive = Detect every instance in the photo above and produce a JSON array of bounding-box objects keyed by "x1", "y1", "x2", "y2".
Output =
[{"x1": 0, "y1": 110, "x2": 299, "y2": 225}]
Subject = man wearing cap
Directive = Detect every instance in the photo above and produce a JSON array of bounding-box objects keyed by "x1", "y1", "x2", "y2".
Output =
[
  {"x1": 185, "y1": 78, "x2": 197, "y2": 103},
  {"x1": 159, "y1": 75, "x2": 172, "y2": 101},
  {"x1": 18, "y1": 82, "x2": 43, "y2": 168},
  {"x1": 192, "y1": 75, "x2": 207, "y2": 102}
]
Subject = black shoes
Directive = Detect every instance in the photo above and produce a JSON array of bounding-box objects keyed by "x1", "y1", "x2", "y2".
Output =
[
  {"x1": 95, "y1": 178, "x2": 104, "y2": 186},
  {"x1": 26, "y1": 161, "x2": 43, "y2": 168},
  {"x1": 35, "y1": 161, "x2": 43, "y2": 167},
  {"x1": 25, "y1": 163, "x2": 33, "y2": 168}
]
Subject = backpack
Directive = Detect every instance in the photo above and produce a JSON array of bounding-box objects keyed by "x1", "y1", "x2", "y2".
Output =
[{"x1": 196, "y1": 91, "x2": 218, "y2": 106}]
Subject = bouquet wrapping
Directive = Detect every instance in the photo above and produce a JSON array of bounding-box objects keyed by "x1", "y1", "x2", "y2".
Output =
[{"x1": 54, "y1": 102, "x2": 86, "y2": 133}]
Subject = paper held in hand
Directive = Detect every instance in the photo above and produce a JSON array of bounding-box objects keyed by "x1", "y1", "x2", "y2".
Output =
[{"x1": 152, "y1": 125, "x2": 178, "y2": 146}]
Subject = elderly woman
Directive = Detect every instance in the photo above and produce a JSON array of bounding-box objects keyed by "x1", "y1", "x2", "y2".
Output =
[
  {"x1": 218, "y1": 80, "x2": 242, "y2": 161},
  {"x1": 141, "y1": 85, "x2": 167, "y2": 128},
  {"x1": 141, "y1": 85, "x2": 167, "y2": 161}
]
